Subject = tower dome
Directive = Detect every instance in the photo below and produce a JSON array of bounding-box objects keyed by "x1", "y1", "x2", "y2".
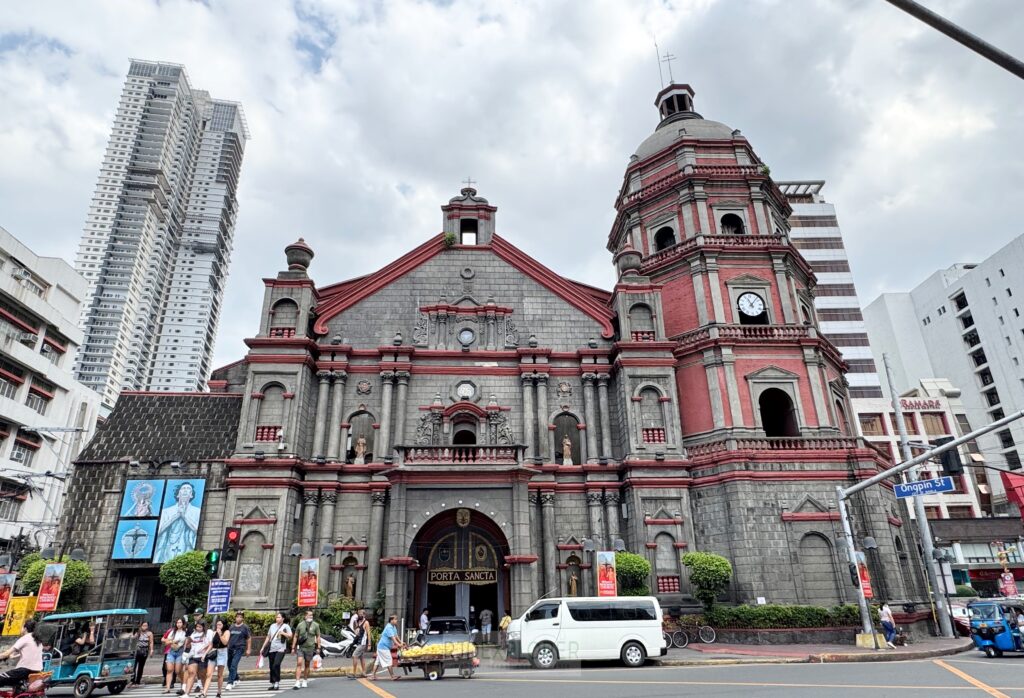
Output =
[{"x1": 632, "y1": 83, "x2": 737, "y2": 161}]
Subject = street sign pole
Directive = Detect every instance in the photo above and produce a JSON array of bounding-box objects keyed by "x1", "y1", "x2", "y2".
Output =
[{"x1": 836, "y1": 486, "x2": 874, "y2": 637}]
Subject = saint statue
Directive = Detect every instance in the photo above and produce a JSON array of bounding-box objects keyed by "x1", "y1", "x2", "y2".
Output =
[
  {"x1": 568, "y1": 571, "x2": 578, "y2": 597},
  {"x1": 561, "y1": 435, "x2": 574, "y2": 465},
  {"x1": 153, "y1": 481, "x2": 201, "y2": 563},
  {"x1": 345, "y1": 573, "x2": 356, "y2": 599},
  {"x1": 353, "y1": 436, "x2": 367, "y2": 464}
]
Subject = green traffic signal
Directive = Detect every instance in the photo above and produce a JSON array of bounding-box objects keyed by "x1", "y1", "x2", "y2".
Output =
[{"x1": 205, "y1": 549, "x2": 221, "y2": 577}]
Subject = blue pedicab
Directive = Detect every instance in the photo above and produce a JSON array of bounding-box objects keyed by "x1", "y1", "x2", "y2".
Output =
[
  {"x1": 41, "y1": 609, "x2": 146, "y2": 697},
  {"x1": 968, "y1": 599, "x2": 1024, "y2": 658}
]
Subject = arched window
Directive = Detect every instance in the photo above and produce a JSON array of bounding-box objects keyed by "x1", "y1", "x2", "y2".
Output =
[
  {"x1": 835, "y1": 400, "x2": 850, "y2": 435},
  {"x1": 237, "y1": 531, "x2": 266, "y2": 594},
  {"x1": 553, "y1": 412, "x2": 581, "y2": 465},
  {"x1": 255, "y1": 384, "x2": 285, "y2": 442},
  {"x1": 269, "y1": 299, "x2": 299, "y2": 338},
  {"x1": 348, "y1": 411, "x2": 375, "y2": 462},
  {"x1": 798, "y1": 533, "x2": 841, "y2": 605},
  {"x1": 639, "y1": 388, "x2": 666, "y2": 444},
  {"x1": 720, "y1": 213, "x2": 745, "y2": 235},
  {"x1": 759, "y1": 388, "x2": 799, "y2": 437},
  {"x1": 653, "y1": 226, "x2": 676, "y2": 252},
  {"x1": 655, "y1": 532, "x2": 680, "y2": 594},
  {"x1": 460, "y1": 219, "x2": 478, "y2": 245},
  {"x1": 451, "y1": 414, "x2": 477, "y2": 445},
  {"x1": 628, "y1": 303, "x2": 656, "y2": 342}
]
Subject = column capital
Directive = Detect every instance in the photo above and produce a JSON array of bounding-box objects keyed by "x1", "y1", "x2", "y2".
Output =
[
  {"x1": 303, "y1": 491, "x2": 320, "y2": 505},
  {"x1": 332, "y1": 370, "x2": 348, "y2": 383},
  {"x1": 539, "y1": 492, "x2": 556, "y2": 507},
  {"x1": 395, "y1": 371, "x2": 411, "y2": 384},
  {"x1": 380, "y1": 370, "x2": 395, "y2": 381},
  {"x1": 316, "y1": 370, "x2": 332, "y2": 382},
  {"x1": 535, "y1": 373, "x2": 549, "y2": 385},
  {"x1": 587, "y1": 492, "x2": 604, "y2": 506},
  {"x1": 371, "y1": 491, "x2": 388, "y2": 506},
  {"x1": 581, "y1": 372, "x2": 597, "y2": 384},
  {"x1": 603, "y1": 492, "x2": 620, "y2": 505},
  {"x1": 596, "y1": 374, "x2": 610, "y2": 386},
  {"x1": 521, "y1": 374, "x2": 535, "y2": 386},
  {"x1": 321, "y1": 491, "x2": 338, "y2": 505},
  {"x1": 528, "y1": 493, "x2": 540, "y2": 506}
]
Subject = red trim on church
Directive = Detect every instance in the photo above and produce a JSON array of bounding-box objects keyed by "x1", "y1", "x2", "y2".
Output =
[{"x1": 780, "y1": 512, "x2": 840, "y2": 522}]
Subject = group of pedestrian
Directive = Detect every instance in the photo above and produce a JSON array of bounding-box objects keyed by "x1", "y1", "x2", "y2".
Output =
[{"x1": 157, "y1": 609, "x2": 252, "y2": 697}]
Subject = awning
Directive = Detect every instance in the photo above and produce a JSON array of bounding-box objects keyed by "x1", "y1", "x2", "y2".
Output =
[{"x1": 1000, "y1": 471, "x2": 1024, "y2": 509}]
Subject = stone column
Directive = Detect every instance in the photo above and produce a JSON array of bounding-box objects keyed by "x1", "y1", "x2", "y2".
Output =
[
  {"x1": 327, "y1": 371, "x2": 347, "y2": 460},
  {"x1": 393, "y1": 372, "x2": 410, "y2": 449},
  {"x1": 521, "y1": 376, "x2": 535, "y2": 459},
  {"x1": 302, "y1": 491, "x2": 319, "y2": 556},
  {"x1": 535, "y1": 374, "x2": 550, "y2": 463},
  {"x1": 364, "y1": 491, "x2": 387, "y2": 603},
  {"x1": 378, "y1": 371, "x2": 395, "y2": 459},
  {"x1": 540, "y1": 493, "x2": 558, "y2": 596},
  {"x1": 587, "y1": 492, "x2": 604, "y2": 547},
  {"x1": 597, "y1": 375, "x2": 613, "y2": 460},
  {"x1": 312, "y1": 371, "x2": 332, "y2": 457},
  {"x1": 604, "y1": 492, "x2": 620, "y2": 545},
  {"x1": 581, "y1": 373, "x2": 599, "y2": 463},
  {"x1": 319, "y1": 491, "x2": 337, "y2": 588}
]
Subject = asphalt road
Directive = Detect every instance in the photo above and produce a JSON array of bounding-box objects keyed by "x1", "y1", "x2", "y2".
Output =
[{"x1": 66, "y1": 650, "x2": 1024, "y2": 698}]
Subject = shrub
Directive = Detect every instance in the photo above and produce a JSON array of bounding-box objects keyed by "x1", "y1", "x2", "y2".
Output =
[
  {"x1": 954, "y1": 584, "x2": 977, "y2": 597},
  {"x1": 443, "y1": 232, "x2": 457, "y2": 247},
  {"x1": 308, "y1": 596, "x2": 360, "y2": 637},
  {"x1": 240, "y1": 611, "x2": 278, "y2": 636},
  {"x1": 159, "y1": 551, "x2": 211, "y2": 613},
  {"x1": 681, "y1": 552, "x2": 732, "y2": 610},
  {"x1": 21, "y1": 557, "x2": 92, "y2": 611},
  {"x1": 703, "y1": 603, "x2": 878, "y2": 629},
  {"x1": 615, "y1": 552, "x2": 652, "y2": 596}
]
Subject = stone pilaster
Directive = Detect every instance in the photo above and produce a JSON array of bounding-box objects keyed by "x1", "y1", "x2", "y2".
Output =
[
  {"x1": 378, "y1": 371, "x2": 395, "y2": 459},
  {"x1": 521, "y1": 375, "x2": 535, "y2": 459},
  {"x1": 364, "y1": 491, "x2": 387, "y2": 603},
  {"x1": 582, "y1": 373, "x2": 599, "y2": 463},
  {"x1": 597, "y1": 374, "x2": 613, "y2": 460},
  {"x1": 327, "y1": 371, "x2": 347, "y2": 460},
  {"x1": 319, "y1": 491, "x2": 337, "y2": 588},
  {"x1": 393, "y1": 372, "x2": 410, "y2": 448},
  {"x1": 604, "y1": 492, "x2": 620, "y2": 544},
  {"x1": 302, "y1": 490, "x2": 319, "y2": 556},
  {"x1": 540, "y1": 492, "x2": 557, "y2": 596},
  {"x1": 312, "y1": 371, "x2": 332, "y2": 457},
  {"x1": 587, "y1": 492, "x2": 604, "y2": 546},
  {"x1": 535, "y1": 374, "x2": 550, "y2": 463}
]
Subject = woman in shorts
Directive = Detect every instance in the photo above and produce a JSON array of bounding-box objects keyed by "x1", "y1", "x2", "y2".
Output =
[
  {"x1": 180, "y1": 620, "x2": 212, "y2": 697},
  {"x1": 163, "y1": 618, "x2": 187, "y2": 694},
  {"x1": 202, "y1": 619, "x2": 231, "y2": 698}
]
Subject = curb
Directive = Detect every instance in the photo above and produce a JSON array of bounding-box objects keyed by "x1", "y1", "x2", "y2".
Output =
[{"x1": 808, "y1": 640, "x2": 974, "y2": 663}]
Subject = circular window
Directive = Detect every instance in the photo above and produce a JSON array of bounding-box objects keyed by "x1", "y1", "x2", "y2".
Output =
[
  {"x1": 458, "y1": 328, "x2": 476, "y2": 346},
  {"x1": 456, "y1": 381, "x2": 476, "y2": 400}
]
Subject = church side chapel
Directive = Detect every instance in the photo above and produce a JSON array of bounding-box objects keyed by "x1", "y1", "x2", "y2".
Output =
[{"x1": 64, "y1": 82, "x2": 922, "y2": 618}]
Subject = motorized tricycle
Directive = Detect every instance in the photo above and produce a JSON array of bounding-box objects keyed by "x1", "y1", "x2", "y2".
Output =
[
  {"x1": 41, "y1": 609, "x2": 146, "y2": 697},
  {"x1": 968, "y1": 599, "x2": 1024, "y2": 657}
]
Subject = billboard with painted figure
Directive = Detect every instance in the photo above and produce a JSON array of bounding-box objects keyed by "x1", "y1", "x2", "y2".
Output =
[{"x1": 153, "y1": 479, "x2": 206, "y2": 563}]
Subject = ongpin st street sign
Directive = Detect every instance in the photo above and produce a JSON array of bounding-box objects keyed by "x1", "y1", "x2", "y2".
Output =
[{"x1": 894, "y1": 476, "x2": 956, "y2": 499}]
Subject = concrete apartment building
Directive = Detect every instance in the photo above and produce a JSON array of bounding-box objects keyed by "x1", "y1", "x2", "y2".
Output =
[
  {"x1": 865, "y1": 234, "x2": 1024, "y2": 513},
  {"x1": 0, "y1": 226, "x2": 100, "y2": 550},
  {"x1": 74, "y1": 60, "x2": 248, "y2": 411}
]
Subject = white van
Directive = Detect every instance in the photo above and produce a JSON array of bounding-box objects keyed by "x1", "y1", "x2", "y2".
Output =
[{"x1": 506, "y1": 596, "x2": 666, "y2": 669}]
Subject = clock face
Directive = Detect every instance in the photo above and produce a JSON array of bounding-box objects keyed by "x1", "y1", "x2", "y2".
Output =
[
  {"x1": 737, "y1": 292, "x2": 766, "y2": 317},
  {"x1": 456, "y1": 381, "x2": 475, "y2": 399},
  {"x1": 458, "y1": 328, "x2": 475, "y2": 345}
]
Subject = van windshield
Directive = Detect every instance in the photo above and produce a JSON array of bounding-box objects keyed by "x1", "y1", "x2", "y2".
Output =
[{"x1": 566, "y1": 600, "x2": 656, "y2": 622}]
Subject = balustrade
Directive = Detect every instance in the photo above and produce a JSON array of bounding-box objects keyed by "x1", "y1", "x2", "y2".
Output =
[{"x1": 397, "y1": 444, "x2": 526, "y2": 465}]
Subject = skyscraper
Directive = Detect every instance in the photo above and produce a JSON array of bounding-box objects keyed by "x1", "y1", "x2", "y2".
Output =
[{"x1": 74, "y1": 60, "x2": 248, "y2": 410}]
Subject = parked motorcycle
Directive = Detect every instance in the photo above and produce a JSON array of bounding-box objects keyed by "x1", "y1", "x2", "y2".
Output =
[{"x1": 319, "y1": 627, "x2": 357, "y2": 658}]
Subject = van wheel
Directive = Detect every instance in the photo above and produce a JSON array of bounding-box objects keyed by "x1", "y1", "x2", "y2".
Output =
[
  {"x1": 531, "y1": 643, "x2": 558, "y2": 669},
  {"x1": 621, "y1": 641, "x2": 646, "y2": 668},
  {"x1": 73, "y1": 675, "x2": 94, "y2": 698}
]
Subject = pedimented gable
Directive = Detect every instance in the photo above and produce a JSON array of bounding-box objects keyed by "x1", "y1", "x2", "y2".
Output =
[
  {"x1": 745, "y1": 365, "x2": 800, "y2": 381},
  {"x1": 791, "y1": 495, "x2": 829, "y2": 514},
  {"x1": 725, "y1": 273, "x2": 772, "y2": 287}
]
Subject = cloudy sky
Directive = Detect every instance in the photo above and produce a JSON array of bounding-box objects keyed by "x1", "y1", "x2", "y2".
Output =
[{"x1": 1, "y1": 0, "x2": 1022, "y2": 367}]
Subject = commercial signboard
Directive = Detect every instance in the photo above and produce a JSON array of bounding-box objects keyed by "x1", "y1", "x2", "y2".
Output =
[
  {"x1": 2, "y1": 596, "x2": 36, "y2": 636},
  {"x1": 596, "y1": 551, "x2": 617, "y2": 597},
  {"x1": 1000, "y1": 571, "x2": 1018, "y2": 597},
  {"x1": 35, "y1": 563, "x2": 66, "y2": 612},
  {"x1": 297, "y1": 558, "x2": 319, "y2": 607}
]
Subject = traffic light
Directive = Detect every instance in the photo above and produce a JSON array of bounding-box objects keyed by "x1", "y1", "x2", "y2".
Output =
[
  {"x1": 932, "y1": 436, "x2": 964, "y2": 476},
  {"x1": 222, "y1": 527, "x2": 241, "y2": 562},
  {"x1": 205, "y1": 549, "x2": 221, "y2": 578}
]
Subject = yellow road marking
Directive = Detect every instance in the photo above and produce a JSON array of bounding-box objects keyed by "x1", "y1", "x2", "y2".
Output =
[
  {"x1": 358, "y1": 677, "x2": 398, "y2": 698},
  {"x1": 473, "y1": 676, "x2": 986, "y2": 690},
  {"x1": 934, "y1": 659, "x2": 1011, "y2": 698}
]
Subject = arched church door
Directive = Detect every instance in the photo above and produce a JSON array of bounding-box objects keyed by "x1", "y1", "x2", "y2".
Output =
[{"x1": 411, "y1": 510, "x2": 509, "y2": 623}]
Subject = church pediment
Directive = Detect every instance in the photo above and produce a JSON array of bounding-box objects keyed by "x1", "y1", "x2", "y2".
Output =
[
  {"x1": 724, "y1": 273, "x2": 772, "y2": 287},
  {"x1": 745, "y1": 365, "x2": 800, "y2": 381}
]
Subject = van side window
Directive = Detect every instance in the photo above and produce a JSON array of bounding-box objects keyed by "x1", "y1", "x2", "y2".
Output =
[
  {"x1": 566, "y1": 601, "x2": 657, "y2": 621},
  {"x1": 527, "y1": 603, "x2": 559, "y2": 621}
]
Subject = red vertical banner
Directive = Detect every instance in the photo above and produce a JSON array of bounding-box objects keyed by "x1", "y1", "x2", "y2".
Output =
[
  {"x1": 0, "y1": 574, "x2": 14, "y2": 616},
  {"x1": 855, "y1": 552, "x2": 873, "y2": 599},
  {"x1": 35, "y1": 563, "x2": 66, "y2": 612},
  {"x1": 596, "y1": 551, "x2": 618, "y2": 597},
  {"x1": 1000, "y1": 571, "x2": 1018, "y2": 597},
  {"x1": 297, "y1": 558, "x2": 319, "y2": 607}
]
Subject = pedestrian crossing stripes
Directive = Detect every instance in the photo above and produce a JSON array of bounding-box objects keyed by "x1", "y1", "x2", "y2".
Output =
[{"x1": 127, "y1": 680, "x2": 306, "y2": 698}]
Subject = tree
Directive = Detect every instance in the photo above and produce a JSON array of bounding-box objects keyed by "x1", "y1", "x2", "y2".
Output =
[
  {"x1": 21, "y1": 556, "x2": 92, "y2": 611},
  {"x1": 159, "y1": 551, "x2": 212, "y2": 612},
  {"x1": 682, "y1": 552, "x2": 733, "y2": 610},
  {"x1": 615, "y1": 551, "x2": 652, "y2": 596}
]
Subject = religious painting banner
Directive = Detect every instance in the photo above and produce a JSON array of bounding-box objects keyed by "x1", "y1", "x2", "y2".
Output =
[
  {"x1": 0, "y1": 573, "x2": 15, "y2": 616},
  {"x1": 597, "y1": 551, "x2": 617, "y2": 597},
  {"x1": 297, "y1": 558, "x2": 319, "y2": 607},
  {"x1": 119, "y1": 479, "x2": 165, "y2": 518},
  {"x1": 153, "y1": 479, "x2": 206, "y2": 564},
  {"x1": 35, "y1": 563, "x2": 66, "y2": 612},
  {"x1": 427, "y1": 569, "x2": 498, "y2": 585},
  {"x1": 2, "y1": 596, "x2": 35, "y2": 636},
  {"x1": 112, "y1": 520, "x2": 158, "y2": 560}
]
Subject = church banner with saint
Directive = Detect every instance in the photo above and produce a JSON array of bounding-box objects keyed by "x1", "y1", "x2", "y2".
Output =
[
  {"x1": 0, "y1": 574, "x2": 15, "y2": 616},
  {"x1": 297, "y1": 558, "x2": 319, "y2": 607},
  {"x1": 596, "y1": 551, "x2": 617, "y2": 597},
  {"x1": 36, "y1": 563, "x2": 66, "y2": 612}
]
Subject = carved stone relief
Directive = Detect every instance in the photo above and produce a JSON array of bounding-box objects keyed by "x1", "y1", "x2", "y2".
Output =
[{"x1": 412, "y1": 314, "x2": 429, "y2": 347}]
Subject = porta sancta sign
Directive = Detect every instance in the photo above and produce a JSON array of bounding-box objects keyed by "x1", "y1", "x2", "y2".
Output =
[{"x1": 428, "y1": 569, "x2": 498, "y2": 585}]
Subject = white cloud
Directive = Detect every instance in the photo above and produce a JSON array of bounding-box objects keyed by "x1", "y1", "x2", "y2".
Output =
[{"x1": 1, "y1": 0, "x2": 1022, "y2": 368}]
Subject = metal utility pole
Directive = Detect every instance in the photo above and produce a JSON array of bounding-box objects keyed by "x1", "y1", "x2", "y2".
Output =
[
  {"x1": 883, "y1": 353, "x2": 953, "y2": 638},
  {"x1": 836, "y1": 487, "x2": 874, "y2": 636},
  {"x1": 884, "y1": 0, "x2": 1024, "y2": 81}
]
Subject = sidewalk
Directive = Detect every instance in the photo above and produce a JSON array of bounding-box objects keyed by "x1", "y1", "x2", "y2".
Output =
[{"x1": 139, "y1": 637, "x2": 975, "y2": 683}]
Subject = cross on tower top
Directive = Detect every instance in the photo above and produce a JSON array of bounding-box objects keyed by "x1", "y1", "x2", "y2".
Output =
[
  {"x1": 660, "y1": 52, "x2": 677, "y2": 83},
  {"x1": 462, "y1": 176, "x2": 476, "y2": 189}
]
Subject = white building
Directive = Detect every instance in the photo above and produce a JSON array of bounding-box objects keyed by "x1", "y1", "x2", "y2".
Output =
[
  {"x1": 779, "y1": 181, "x2": 882, "y2": 398},
  {"x1": 865, "y1": 234, "x2": 1024, "y2": 513},
  {"x1": 0, "y1": 226, "x2": 100, "y2": 550},
  {"x1": 74, "y1": 60, "x2": 249, "y2": 411}
]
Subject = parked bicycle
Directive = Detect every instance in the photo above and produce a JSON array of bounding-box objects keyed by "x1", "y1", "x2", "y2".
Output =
[{"x1": 662, "y1": 618, "x2": 716, "y2": 648}]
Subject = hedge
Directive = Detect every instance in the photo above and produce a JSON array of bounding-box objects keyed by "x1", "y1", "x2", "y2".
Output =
[{"x1": 701, "y1": 603, "x2": 879, "y2": 629}]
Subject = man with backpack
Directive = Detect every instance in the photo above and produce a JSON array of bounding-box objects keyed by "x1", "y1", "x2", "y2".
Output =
[
  {"x1": 348, "y1": 610, "x2": 372, "y2": 680},
  {"x1": 291, "y1": 610, "x2": 321, "y2": 689}
]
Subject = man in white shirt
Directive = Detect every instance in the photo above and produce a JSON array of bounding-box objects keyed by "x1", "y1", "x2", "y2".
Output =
[{"x1": 418, "y1": 608, "x2": 430, "y2": 642}]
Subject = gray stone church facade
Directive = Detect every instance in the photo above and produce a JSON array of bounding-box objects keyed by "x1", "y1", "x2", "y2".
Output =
[{"x1": 64, "y1": 84, "x2": 924, "y2": 621}]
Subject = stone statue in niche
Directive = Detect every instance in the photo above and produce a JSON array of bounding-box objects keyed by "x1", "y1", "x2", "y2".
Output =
[
  {"x1": 345, "y1": 573, "x2": 356, "y2": 599},
  {"x1": 353, "y1": 436, "x2": 367, "y2": 464},
  {"x1": 568, "y1": 571, "x2": 578, "y2": 597},
  {"x1": 562, "y1": 435, "x2": 574, "y2": 465}
]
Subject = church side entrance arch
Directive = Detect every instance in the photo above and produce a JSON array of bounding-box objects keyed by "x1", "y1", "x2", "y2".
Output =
[{"x1": 410, "y1": 509, "x2": 510, "y2": 624}]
